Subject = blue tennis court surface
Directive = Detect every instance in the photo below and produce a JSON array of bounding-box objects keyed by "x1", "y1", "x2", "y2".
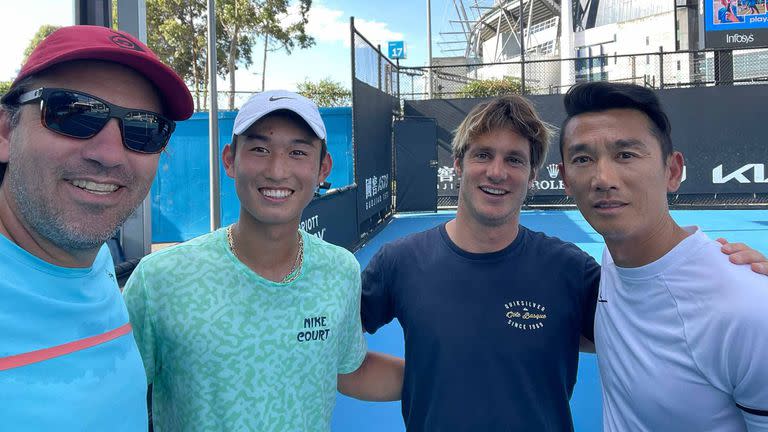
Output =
[{"x1": 332, "y1": 209, "x2": 768, "y2": 432}]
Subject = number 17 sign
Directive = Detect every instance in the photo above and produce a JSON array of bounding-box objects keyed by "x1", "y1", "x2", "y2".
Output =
[{"x1": 388, "y1": 41, "x2": 407, "y2": 60}]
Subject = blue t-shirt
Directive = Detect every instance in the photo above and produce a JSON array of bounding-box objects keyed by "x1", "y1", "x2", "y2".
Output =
[
  {"x1": 0, "y1": 234, "x2": 147, "y2": 431},
  {"x1": 362, "y1": 224, "x2": 600, "y2": 432}
]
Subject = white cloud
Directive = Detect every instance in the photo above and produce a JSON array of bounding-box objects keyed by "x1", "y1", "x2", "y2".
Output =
[
  {"x1": 289, "y1": 2, "x2": 404, "y2": 48},
  {"x1": 353, "y1": 18, "x2": 405, "y2": 47},
  {"x1": 0, "y1": 1, "x2": 73, "y2": 80}
]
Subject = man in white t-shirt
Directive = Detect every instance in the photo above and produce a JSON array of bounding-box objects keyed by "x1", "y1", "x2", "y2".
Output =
[{"x1": 558, "y1": 81, "x2": 768, "y2": 431}]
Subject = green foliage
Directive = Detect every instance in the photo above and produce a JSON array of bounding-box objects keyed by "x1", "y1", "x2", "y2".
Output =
[
  {"x1": 218, "y1": 0, "x2": 260, "y2": 71},
  {"x1": 250, "y1": 0, "x2": 315, "y2": 108},
  {"x1": 218, "y1": 0, "x2": 261, "y2": 109},
  {"x1": 146, "y1": 0, "x2": 221, "y2": 110},
  {"x1": 0, "y1": 81, "x2": 12, "y2": 97},
  {"x1": 258, "y1": 0, "x2": 314, "y2": 54},
  {"x1": 146, "y1": 0, "x2": 316, "y2": 110},
  {"x1": 23, "y1": 25, "x2": 62, "y2": 63},
  {"x1": 459, "y1": 76, "x2": 522, "y2": 98},
  {"x1": 297, "y1": 78, "x2": 351, "y2": 107}
]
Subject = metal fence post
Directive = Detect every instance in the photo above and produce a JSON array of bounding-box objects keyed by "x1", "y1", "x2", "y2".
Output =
[
  {"x1": 207, "y1": 0, "x2": 221, "y2": 231},
  {"x1": 659, "y1": 46, "x2": 665, "y2": 89},
  {"x1": 377, "y1": 44, "x2": 382, "y2": 90},
  {"x1": 519, "y1": 0, "x2": 526, "y2": 94},
  {"x1": 714, "y1": 49, "x2": 734, "y2": 86},
  {"x1": 396, "y1": 59, "x2": 401, "y2": 100},
  {"x1": 350, "y1": 17, "x2": 357, "y2": 183}
]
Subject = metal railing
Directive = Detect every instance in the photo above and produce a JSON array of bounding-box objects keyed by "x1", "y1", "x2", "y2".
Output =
[
  {"x1": 396, "y1": 46, "x2": 768, "y2": 100},
  {"x1": 351, "y1": 21, "x2": 400, "y2": 98}
]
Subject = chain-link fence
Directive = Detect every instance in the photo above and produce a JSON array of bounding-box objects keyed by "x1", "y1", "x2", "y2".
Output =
[
  {"x1": 200, "y1": 46, "x2": 768, "y2": 109},
  {"x1": 186, "y1": 90, "x2": 264, "y2": 112},
  {"x1": 398, "y1": 46, "x2": 768, "y2": 100},
  {"x1": 437, "y1": 192, "x2": 768, "y2": 210},
  {"x1": 351, "y1": 20, "x2": 399, "y2": 98},
  {"x1": 349, "y1": 23, "x2": 768, "y2": 210}
]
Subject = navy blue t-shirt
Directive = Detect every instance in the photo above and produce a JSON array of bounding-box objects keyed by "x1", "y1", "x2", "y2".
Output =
[{"x1": 362, "y1": 223, "x2": 600, "y2": 432}]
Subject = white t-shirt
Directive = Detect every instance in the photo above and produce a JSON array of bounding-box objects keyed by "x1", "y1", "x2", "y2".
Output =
[{"x1": 595, "y1": 227, "x2": 768, "y2": 432}]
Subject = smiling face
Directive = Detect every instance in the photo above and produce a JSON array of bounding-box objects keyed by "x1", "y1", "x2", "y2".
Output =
[
  {"x1": 561, "y1": 108, "x2": 684, "y2": 244},
  {"x1": 455, "y1": 127, "x2": 533, "y2": 228},
  {"x1": 0, "y1": 61, "x2": 162, "y2": 256},
  {"x1": 223, "y1": 112, "x2": 331, "y2": 229}
]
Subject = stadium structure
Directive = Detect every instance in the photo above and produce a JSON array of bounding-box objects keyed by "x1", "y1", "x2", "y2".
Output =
[{"x1": 433, "y1": 0, "x2": 767, "y2": 94}]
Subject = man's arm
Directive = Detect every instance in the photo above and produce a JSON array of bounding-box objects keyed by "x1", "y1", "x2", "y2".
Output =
[
  {"x1": 692, "y1": 262, "x2": 768, "y2": 430},
  {"x1": 336, "y1": 252, "x2": 401, "y2": 401},
  {"x1": 337, "y1": 351, "x2": 404, "y2": 401},
  {"x1": 729, "y1": 282, "x2": 768, "y2": 431},
  {"x1": 361, "y1": 244, "x2": 397, "y2": 334},
  {"x1": 122, "y1": 263, "x2": 157, "y2": 385},
  {"x1": 579, "y1": 254, "x2": 601, "y2": 353},
  {"x1": 740, "y1": 405, "x2": 768, "y2": 431},
  {"x1": 717, "y1": 239, "x2": 768, "y2": 275}
]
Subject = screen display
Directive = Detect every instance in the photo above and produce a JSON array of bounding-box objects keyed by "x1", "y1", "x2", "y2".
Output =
[{"x1": 705, "y1": 0, "x2": 768, "y2": 47}]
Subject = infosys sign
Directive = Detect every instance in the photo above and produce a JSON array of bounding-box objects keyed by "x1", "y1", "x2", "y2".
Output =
[{"x1": 704, "y1": 0, "x2": 768, "y2": 48}]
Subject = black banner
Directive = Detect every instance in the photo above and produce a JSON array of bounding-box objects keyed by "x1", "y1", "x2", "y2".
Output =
[
  {"x1": 404, "y1": 96, "x2": 569, "y2": 199},
  {"x1": 394, "y1": 117, "x2": 438, "y2": 212},
  {"x1": 705, "y1": 30, "x2": 768, "y2": 49},
  {"x1": 659, "y1": 85, "x2": 768, "y2": 193},
  {"x1": 353, "y1": 80, "x2": 396, "y2": 223},
  {"x1": 301, "y1": 186, "x2": 360, "y2": 251},
  {"x1": 404, "y1": 85, "x2": 768, "y2": 199},
  {"x1": 404, "y1": 98, "x2": 482, "y2": 199}
]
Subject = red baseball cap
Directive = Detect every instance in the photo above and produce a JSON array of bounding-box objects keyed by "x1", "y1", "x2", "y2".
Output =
[{"x1": 4, "y1": 25, "x2": 193, "y2": 120}]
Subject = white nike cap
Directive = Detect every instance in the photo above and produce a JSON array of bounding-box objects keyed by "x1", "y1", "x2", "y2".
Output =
[{"x1": 233, "y1": 90, "x2": 326, "y2": 140}]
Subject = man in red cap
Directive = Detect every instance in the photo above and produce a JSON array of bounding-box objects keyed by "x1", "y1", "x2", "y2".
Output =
[{"x1": 0, "y1": 25, "x2": 192, "y2": 430}]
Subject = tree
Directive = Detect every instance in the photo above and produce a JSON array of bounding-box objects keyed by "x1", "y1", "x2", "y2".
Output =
[
  {"x1": 147, "y1": 0, "x2": 315, "y2": 111},
  {"x1": 146, "y1": 0, "x2": 227, "y2": 111},
  {"x1": 218, "y1": 0, "x2": 259, "y2": 110},
  {"x1": 146, "y1": 0, "x2": 204, "y2": 109},
  {"x1": 255, "y1": 0, "x2": 315, "y2": 94},
  {"x1": 23, "y1": 25, "x2": 62, "y2": 63},
  {"x1": 0, "y1": 81, "x2": 12, "y2": 97},
  {"x1": 459, "y1": 76, "x2": 522, "y2": 98},
  {"x1": 297, "y1": 78, "x2": 351, "y2": 107}
]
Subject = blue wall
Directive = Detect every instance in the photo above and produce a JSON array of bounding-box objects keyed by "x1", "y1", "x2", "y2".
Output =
[{"x1": 151, "y1": 108, "x2": 353, "y2": 243}]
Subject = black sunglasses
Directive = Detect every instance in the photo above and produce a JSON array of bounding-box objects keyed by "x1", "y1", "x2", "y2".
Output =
[{"x1": 17, "y1": 87, "x2": 175, "y2": 154}]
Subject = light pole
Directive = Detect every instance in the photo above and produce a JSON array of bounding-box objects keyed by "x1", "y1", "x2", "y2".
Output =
[
  {"x1": 427, "y1": 0, "x2": 433, "y2": 99},
  {"x1": 207, "y1": 0, "x2": 221, "y2": 231}
]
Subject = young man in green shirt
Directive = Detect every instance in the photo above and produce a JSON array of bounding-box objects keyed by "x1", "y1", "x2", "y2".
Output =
[{"x1": 124, "y1": 90, "x2": 403, "y2": 431}]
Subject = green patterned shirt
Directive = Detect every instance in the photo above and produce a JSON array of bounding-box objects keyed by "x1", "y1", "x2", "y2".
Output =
[{"x1": 123, "y1": 228, "x2": 367, "y2": 431}]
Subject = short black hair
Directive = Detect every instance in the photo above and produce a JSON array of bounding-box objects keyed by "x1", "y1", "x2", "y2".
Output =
[
  {"x1": 559, "y1": 82, "x2": 673, "y2": 162},
  {"x1": 0, "y1": 96, "x2": 24, "y2": 186},
  {"x1": 1, "y1": 76, "x2": 38, "y2": 185}
]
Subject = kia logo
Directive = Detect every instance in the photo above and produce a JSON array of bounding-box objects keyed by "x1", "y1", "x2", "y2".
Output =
[{"x1": 712, "y1": 164, "x2": 768, "y2": 184}]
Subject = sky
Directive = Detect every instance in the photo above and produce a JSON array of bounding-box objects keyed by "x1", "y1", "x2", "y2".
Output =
[{"x1": 0, "y1": 0, "x2": 473, "y2": 106}]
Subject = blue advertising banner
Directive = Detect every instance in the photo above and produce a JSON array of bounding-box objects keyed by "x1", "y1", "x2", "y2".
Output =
[{"x1": 705, "y1": 0, "x2": 768, "y2": 47}]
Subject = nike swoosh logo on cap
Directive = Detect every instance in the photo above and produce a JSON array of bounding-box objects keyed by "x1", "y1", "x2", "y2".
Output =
[{"x1": 269, "y1": 96, "x2": 293, "y2": 101}]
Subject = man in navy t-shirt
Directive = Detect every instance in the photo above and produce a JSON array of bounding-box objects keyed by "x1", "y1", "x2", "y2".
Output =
[
  {"x1": 361, "y1": 95, "x2": 768, "y2": 431},
  {"x1": 362, "y1": 95, "x2": 599, "y2": 431}
]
